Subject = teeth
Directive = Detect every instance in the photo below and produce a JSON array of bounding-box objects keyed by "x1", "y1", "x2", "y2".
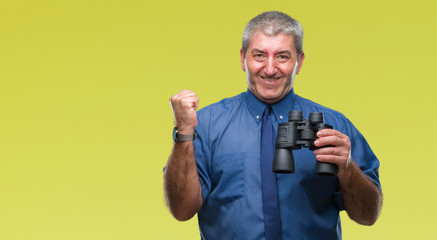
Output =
[{"x1": 262, "y1": 78, "x2": 278, "y2": 81}]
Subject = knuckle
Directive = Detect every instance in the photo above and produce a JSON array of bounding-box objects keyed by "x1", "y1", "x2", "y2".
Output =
[{"x1": 170, "y1": 98, "x2": 177, "y2": 106}]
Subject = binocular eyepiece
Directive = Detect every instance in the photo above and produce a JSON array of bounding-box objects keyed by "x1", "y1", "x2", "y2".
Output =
[{"x1": 272, "y1": 111, "x2": 338, "y2": 176}]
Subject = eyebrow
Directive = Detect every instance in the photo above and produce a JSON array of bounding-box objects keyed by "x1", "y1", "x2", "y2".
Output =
[
  {"x1": 250, "y1": 49, "x2": 292, "y2": 56},
  {"x1": 250, "y1": 48, "x2": 266, "y2": 54},
  {"x1": 277, "y1": 50, "x2": 292, "y2": 56}
]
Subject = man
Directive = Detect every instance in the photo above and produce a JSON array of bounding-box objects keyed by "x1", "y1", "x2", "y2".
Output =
[{"x1": 164, "y1": 11, "x2": 382, "y2": 239}]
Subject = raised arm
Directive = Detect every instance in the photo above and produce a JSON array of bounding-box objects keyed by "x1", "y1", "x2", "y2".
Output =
[
  {"x1": 313, "y1": 129, "x2": 382, "y2": 225},
  {"x1": 164, "y1": 90, "x2": 203, "y2": 221}
]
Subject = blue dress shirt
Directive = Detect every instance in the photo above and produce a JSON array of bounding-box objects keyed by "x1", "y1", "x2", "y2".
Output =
[{"x1": 193, "y1": 89, "x2": 381, "y2": 240}]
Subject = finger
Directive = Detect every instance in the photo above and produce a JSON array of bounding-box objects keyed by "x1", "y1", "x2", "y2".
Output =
[
  {"x1": 177, "y1": 97, "x2": 198, "y2": 110},
  {"x1": 315, "y1": 154, "x2": 345, "y2": 164},
  {"x1": 314, "y1": 147, "x2": 349, "y2": 158},
  {"x1": 314, "y1": 136, "x2": 346, "y2": 147},
  {"x1": 313, "y1": 147, "x2": 343, "y2": 156},
  {"x1": 192, "y1": 97, "x2": 199, "y2": 110},
  {"x1": 178, "y1": 89, "x2": 194, "y2": 95},
  {"x1": 316, "y1": 129, "x2": 347, "y2": 139},
  {"x1": 170, "y1": 89, "x2": 195, "y2": 98},
  {"x1": 177, "y1": 89, "x2": 197, "y2": 98},
  {"x1": 177, "y1": 96, "x2": 198, "y2": 110},
  {"x1": 170, "y1": 90, "x2": 197, "y2": 106}
]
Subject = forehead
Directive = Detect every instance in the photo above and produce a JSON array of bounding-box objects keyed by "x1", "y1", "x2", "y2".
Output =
[{"x1": 248, "y1": 31, "x2": 296, "y2": 54}]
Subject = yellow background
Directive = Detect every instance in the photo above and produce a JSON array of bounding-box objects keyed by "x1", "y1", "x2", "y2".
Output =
[{"x1": 1, "y1": 0, "x2": 436, "y2": 239}]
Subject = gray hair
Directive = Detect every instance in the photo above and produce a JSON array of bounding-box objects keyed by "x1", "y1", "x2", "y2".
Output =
[{"x1": 242, "y1": 11, "x2": 304, "y2": 61}]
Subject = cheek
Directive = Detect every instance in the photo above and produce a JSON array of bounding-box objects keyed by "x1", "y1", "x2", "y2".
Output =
[
  {"x1": 279, "y1": 65, "x2": 294, "y2": 76},
  {"x1": 247, "y1": 62, "x2": 263, "y2": 74}
]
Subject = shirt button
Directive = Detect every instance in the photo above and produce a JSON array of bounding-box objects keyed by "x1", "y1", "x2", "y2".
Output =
[
  {"x1": 256, "y1": 115, "x2": 260, "y2": 119},
  {"x1": 280, "y1": 115, "x2": 284, "y2": 120}
]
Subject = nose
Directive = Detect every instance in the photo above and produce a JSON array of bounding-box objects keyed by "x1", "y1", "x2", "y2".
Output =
[{"x1": 264, "y1": 57, "x2": 277, "y2": 76}]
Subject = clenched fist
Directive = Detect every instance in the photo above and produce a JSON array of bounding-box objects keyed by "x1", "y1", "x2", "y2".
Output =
[{"x1": 170, "y1": 90, "x2": 199, "y2": 134}]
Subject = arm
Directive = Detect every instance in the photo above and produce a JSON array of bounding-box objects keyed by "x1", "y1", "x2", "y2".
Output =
[
  {"x1": 163, "y1": 90, "x2": 203, "y2": 221},
  {"x1": 313, "y1": 129, "x2": 382, "y2": 226},
  {"x1": 337, "y1": 158, "x2": 382, "y2": 225}
]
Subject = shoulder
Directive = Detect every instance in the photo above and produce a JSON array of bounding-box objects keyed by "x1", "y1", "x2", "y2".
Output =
[
  {"x1": 294, "y1": 94, "x2": 354, "y2": 134},
  {"x1": 294, "y1": 94, "x2": 348, "y2": 120},
  {"x1": 196, "y1": 92, "x2": 246, "y2": 120},
  {"x1": 194, "y1": 92, "x2": 246, "y2": 139}
]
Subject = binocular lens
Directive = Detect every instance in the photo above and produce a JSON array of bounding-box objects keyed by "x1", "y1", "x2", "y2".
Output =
[
  {"x1": 309, "y1": 112, "x2": 323, "y2": 124},
  {"x1": 272, "y1": 148, "x2": 295, "y2": 173},
  {"x1": 289, "y1": 111, "x2": 303, "y2": 122}
]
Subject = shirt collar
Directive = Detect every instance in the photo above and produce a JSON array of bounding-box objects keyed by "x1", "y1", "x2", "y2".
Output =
[{"x1": 245, "y1": 88, "x2": 296, "y2": 124}]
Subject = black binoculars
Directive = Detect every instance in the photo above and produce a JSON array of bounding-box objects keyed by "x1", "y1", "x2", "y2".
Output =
[{"x1": 272, "y1": 111, "x2": 338, "y2": 176}]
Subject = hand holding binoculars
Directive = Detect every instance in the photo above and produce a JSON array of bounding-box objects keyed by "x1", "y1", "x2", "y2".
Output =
[{"x1": 272, "y1": 111, "x2": 338, "y2": 176}]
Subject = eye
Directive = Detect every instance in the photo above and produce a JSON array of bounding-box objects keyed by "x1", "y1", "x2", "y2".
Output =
[
  {"x1": 252, "y1": 53, "x2": 266, "y2": 61},
  {"x1": 277, "y1": 55, "x2": 290, "y2": 62}
]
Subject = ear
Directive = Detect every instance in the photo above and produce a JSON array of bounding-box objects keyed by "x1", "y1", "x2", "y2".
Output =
[
  {"x1": 240, "y1": 48, "x2": 246, "y2": 71},
  {"x1": 296, "y1": 51, "x2": 305, "y2": 74}
]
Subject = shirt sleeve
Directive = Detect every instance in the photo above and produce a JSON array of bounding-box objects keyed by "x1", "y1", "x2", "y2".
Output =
[
  {"x1": 193, "y1": 111, "x2": 213, "y2": 203},
  {"x1": 343, "y1": 117, "x2": 382, "y2": 190}
]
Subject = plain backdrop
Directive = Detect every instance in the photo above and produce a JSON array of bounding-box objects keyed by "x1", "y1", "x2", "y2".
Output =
[{"x1": 1, "y1": 0, "x2": 436, "y2": 239}]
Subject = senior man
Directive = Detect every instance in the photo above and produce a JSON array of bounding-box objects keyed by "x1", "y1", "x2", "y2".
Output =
[{"x1": 164, "y1": 11, "x2": 382, "y2": 240}]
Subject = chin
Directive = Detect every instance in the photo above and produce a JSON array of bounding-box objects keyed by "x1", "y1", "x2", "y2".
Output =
[
  {"x1": 250, "y1": 84, "x2": 287, "y2": 103},
  {"x1": 261, "y1": 89, "x2": 282, "y2": 98},
  {"x1": 258, "y1": 94, "x2": 281, "y2": 104}
]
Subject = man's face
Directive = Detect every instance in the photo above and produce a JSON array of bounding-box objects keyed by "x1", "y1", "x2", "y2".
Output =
[{"x1": 240, "y1": 31, "x2": 304, "y2": 104}]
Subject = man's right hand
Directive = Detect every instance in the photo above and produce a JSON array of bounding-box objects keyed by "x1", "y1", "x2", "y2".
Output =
[
  {"x1": 170, "y1": 89, "x2": 199, "y2": 134},
  {"x1": 165, "y1": 89, "x2": 203, "y2": 221}
]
